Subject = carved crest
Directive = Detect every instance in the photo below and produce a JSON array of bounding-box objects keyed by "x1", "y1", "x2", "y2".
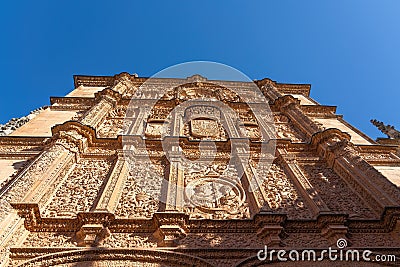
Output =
[{"x1": 190, "y1": 119, "x2": 220, "y2": 139}]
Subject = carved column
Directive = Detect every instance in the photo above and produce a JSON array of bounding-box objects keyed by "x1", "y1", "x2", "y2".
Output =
[
  {"x1": 0, "y1": 143, "x2": 74, "y2": 266},
  {"x1": 171, "y1": 106, "x2": 183, "y2": 136},
  {"x1": 0, "y1": 219, "x2": 27, "y2": 267},
  {"x1": 127, "y1": 106, "x2": 150, "y2": 136},
  {"x1": 319, "y1": 135, "x2": 400, "y2": 211},
  {"x1": 318, "y1": 214, "x2": 349, "y2": 247},
  {"x1": 275, "y1": 96, "x2": 323, "y2": 137},
  {"x1": 277, "y1": 150, "x2": 330, "y2": 217},
  {"x1": 163, "y1": 150, "x2": 184, "y2": 211},
  {"x1": 20, "y1": 145, "x2": 75, "y2": 207},
  {"x1": 94, "y1": 150, "x2": 128, "y2": 212},
  {"x1": 258, "y1": 80, "x2": 322, "y2": 138},
  {"x1": 251, "y1": 104, "x2": 276, "y2": 140},
  {"x1": 80, "y1": 75, "x2": 131, "y2": 128},
  {"x1": 79, "y1": 93, "x2": 116, "y2": 128},
  {"x1": 240, "y1": 156, "x2": 272, "y2": 214}
]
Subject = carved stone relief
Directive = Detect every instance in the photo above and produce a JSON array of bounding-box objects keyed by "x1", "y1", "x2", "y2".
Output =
[
  {"x1": 179, "y1": 233, "x2": 264, "y2": 248},
  {"x1": 242, "y1": 124, "x2": 261, "y2": 140},
  {"x1": 115, "y1": 160, "x2": 164, "y2": 218},
  {"x1": 182, "y1": 162, "x2": 250, "y2": 219},
  {"x1": 54, "y1": 261, "x2": 161, "y2": 267},
  {"x1": 44, "y1": 159, "x2": 114, "y2": 217},
  {"x1": 70, "y1": 110, "x2": 86, "y2": 121},
  {"x1": 183, "y1": 119, "x2": 227, "y2": 141},
  {"x1": 298, "y1": 162, "x2": 376, "y2": 219},
  {"x1": 97, "y1": 107, "x2": 130, "y2": 138},
  {"x1": 22, "y1": 232, "x2": 76, "y2": 248},
  {"x1": 257, "y1": 161, "x2": 313, "y2": 219},
  {"x1": 97, "y1": 119, "x2": 125, "y2": 138},
  {"x1": 0, "y1": 159, "x2": 31, "y2": 191},
  {"x1": 1, "y1": 74, "x2": 400, "y2": 266},
  {"x1": 102, "y1": 233, "x2": 157, "y2": 248},
  {"x1": 274, "y1": 114, "x2": 307, "y2": 142},
  {"x1": 0, "y1": 146, "x2": 64, "y2": 222},
  {"x1": 0, "y1": 145, "x2": 43, "y2": 153}
]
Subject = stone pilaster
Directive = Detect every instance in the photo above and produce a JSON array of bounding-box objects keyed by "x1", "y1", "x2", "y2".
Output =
[
  {"x1": 163, "y1": 151, "x2": 184, "y2": 212},
  {"x1": 314, "y1": 130, "x2": 400, "y2": 213},
  {"x1": 126, "y1": 106, "x2": 150, "y2": 136},
  {"x1": 278, "y1": 150, "x2": 330, "y2": 217},
  {"x1": 239, "y1": 156, "x2": 271, "y2": 214},
  {"x1": 80, "y1": 75, "x2": 130, "y2": 128},
  {"x1": 80, "y1": 96, "x2": 115, "y2": 128},
  {"x1": 275, "y1": 95, "x2": 323, "y2": 137},
  {"x1": 251, "y1": 103, "x2": 276, "y2": 140},
  {"x1": 0, "y1": 143, "x2": 74, "y2": 266},
  {"x1": 94, "y1": 151, "x2": 128, "y2": 212}
]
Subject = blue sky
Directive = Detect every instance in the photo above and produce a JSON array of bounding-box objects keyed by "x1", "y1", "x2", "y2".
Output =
[{"x1": 0, "y1": 1, "x2": 399, "y2": 139}]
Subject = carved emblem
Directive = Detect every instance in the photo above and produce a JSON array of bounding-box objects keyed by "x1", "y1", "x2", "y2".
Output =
[
  {"x1": 185, "y1": 177, "x2": 247, "y2": 218},
  {"x1": 145, "y1": 122, "x2": 164, "y2": 138},
  {"x1": 190, "y1": 119, "x2": 220, "y2": 139}
]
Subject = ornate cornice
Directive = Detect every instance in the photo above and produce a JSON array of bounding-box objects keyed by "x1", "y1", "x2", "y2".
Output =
[
  {"x1": 310, "y1": 128, "x2": 351, "y2": 148},
  {"x1": 10, "y1": 203, "x2": 400, "y2": 234},
  {"x1": 255, "y1": 78, "x2": 311, "y2": 96},
  {"x1": 73, "y1": 75, "x2": 115, "y2": 88},
  {"x1": 49, "y1": 97, "x2": 96, "y2": 111},
  {"x1": 300, "y1": 105, "x2": 337, "y2": 117},
  {"x1": 73, "y1": 74, "x2": 312, "y2": 98},
  {"x1": 50, "y1": 121, "x2": 122, "y2": 151}
]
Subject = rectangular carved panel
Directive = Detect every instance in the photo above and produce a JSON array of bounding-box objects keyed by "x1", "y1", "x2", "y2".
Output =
[{"x1": 43, "y1": 159, "x2": 114, "y2": 217}]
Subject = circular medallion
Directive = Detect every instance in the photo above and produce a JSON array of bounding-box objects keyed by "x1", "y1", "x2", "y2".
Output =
[{"x1": 185, "y1": 177, "x2": 245, "y2": 214}]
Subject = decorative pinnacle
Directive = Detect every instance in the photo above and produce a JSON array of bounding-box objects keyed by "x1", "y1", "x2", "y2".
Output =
[{"x1": 370, "y1": 119, "x2": 400, "y2": 140}]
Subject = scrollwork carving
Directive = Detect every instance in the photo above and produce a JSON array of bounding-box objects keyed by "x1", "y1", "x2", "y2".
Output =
[
  {"x1": 115, "y1": 161, "x2": 164, "y2": 218},
  {"x1": 44, "y1": 159, "x2": 114, "y2": 217},
  {"x1": 102, "y1": 233, "x2": 157, "y2": 248},
  {"x1": 257, "y1": 161, "x2": 313, "y2": 219},
  {"x1": 299, "y1": 162, "x2": 376, "y2": 219}
]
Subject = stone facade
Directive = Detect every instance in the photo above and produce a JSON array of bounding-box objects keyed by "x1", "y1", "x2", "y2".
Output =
[{"x1": 0, "y1": 73, "x2": 399, "y2": 266}]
